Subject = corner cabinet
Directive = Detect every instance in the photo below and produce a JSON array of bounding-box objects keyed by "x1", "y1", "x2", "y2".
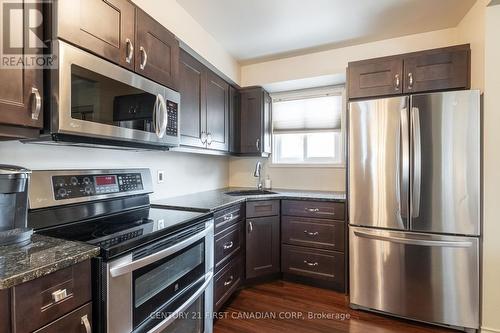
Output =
[
  {"x1": 348, "y1": 44, "x2": 471, "y2": 99},
  {"x1": 239, "y1": 87, "x2": 272, "y2": 156},
  {"x1": 178, "y1": 50, "x2": 229, "y2": 152},
  {"x1": 0, "y1": 0, "x2": 43, "y2": 139}
]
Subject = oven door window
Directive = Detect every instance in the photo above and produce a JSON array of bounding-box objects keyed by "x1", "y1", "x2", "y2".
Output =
[
  {"x1": 161, "y1": 294, "x2": 205, "y2": 333},
  {"x1": 71, "y1": 64, "x2": 158, "y2": 133},
  {"x1": 133, "y1": 239, "x2": 205, "y2": 330}
]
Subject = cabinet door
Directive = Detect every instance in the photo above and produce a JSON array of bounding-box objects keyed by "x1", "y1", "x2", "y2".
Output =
[
  {"x1": 0, "y1": 289, "x2": 9, "y2": 333},
  {"x1": 403, "y1": 46, "x2": 470, "y2": 93},
  {"x1": 135, "y1": 9, "x2": 179, "y2": 90},
  {"x1": 206, "y1": 71, "x2": 229, "y2": 151},
  {"x1": 240, "y1": 89, "x2": 263, "y2": 154},
  {"x1": 0, "y1": 0, "x2": 43, "y2": 132},
  {"x1": 179, "y1": 50, "x2": 206, "y2": 148},
  {"x1": 57, "y1": 0, "x2": 135, "y2": 70},
  {"x1": 348, "y1": 57, "x2": 403, "y2": 99},
  {"x1": 263, "y1": 91, "x2": 272, "y2": 154},
  {"x1": 246, "y1": 216, "x2": 280, "y2": 279}
]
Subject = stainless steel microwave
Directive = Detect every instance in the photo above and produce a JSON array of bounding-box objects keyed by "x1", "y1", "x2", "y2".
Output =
[{"x1": 45, "y1": 40, "x2": 180, "y2": 149}]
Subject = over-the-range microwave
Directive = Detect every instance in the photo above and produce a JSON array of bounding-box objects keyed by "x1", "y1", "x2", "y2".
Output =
[{"x1": 38, "y1": 40, "x2": 180, "y2": 149}]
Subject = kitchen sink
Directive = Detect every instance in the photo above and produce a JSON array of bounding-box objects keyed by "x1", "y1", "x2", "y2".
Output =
[{"x1": 225, "y1": 190, "x2": 277, "y2": 196}]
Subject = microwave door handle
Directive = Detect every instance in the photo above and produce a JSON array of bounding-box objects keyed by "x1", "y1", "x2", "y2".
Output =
[
  {"x1": 148, "y1": 271, "x2": 213, "y2": 333},
  {"x1": 153, "y1": 94, "x2": 159, "y2": 137},
  {"x1": 156, "y1": 94, "x2": 167, "y2": 138},
  {"x1": 109, "y1": 223, "x2": 214, "y2": 277}
]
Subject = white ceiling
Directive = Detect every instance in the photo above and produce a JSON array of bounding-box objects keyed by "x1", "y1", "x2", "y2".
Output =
[{"x1": 177, "y1": 0, "x2": 476, "y2": 64}]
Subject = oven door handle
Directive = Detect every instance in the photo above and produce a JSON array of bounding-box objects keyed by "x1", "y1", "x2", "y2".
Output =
[
  {"x1": 148, "y1": 271, "x2": 213, "y2": 333},
  {"x1": 109, "y1": 224, "x2": 214, "y2": 278}
]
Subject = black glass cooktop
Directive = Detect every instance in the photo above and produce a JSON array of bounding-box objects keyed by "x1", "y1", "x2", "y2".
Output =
[{"x1": 37, "y1": 207, "x2": 209, "y2": 260}]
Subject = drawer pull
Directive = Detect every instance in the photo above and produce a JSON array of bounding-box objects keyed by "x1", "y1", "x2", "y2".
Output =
[
  {"x1": 224, "y1": 213, "x2": 234, "y2": 221},
  {"x1": 248, "y1": 222, "x2": 253, "y2": 233},
  {"x1": 52, "y1": 289, "x2": 69, "y2": 303},
  {"x1": 224, "y1": 275, "x2": 234, "y2": 286},
  {"x1": 303, "y1": 230, "x2": 319, "y2": 237},
  {"x1": 223, "y1": 241, "x2": 234, "y2": 250},
  {"x1": 305, "y1": 208, "x2": 320, "y2": 213},
  {"x1": 81, "y1": 314, "x2": 92, "y2": 333},
  {"x1": 303, "y1": 260, "x2": 319, "y2": 267}
]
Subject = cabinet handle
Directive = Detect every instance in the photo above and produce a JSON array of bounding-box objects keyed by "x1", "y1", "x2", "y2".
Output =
[
  {"x1": 201, "y1": 132, "x2": 207, "y2": 144},
  {"x1": 248, "y1": 221, "x2": 253, "y2": 233},
  {"x1": 256, "y1": 138, "x2": 260, "y2": 151},
  {"x1": 224, "y1": 275, "x2": 234, "y2": 286},
  {"x1": 303, "y1": 260, "x2": 319, "y2": 267},
  {"x1": 303, "y1": 230, "x2": 319, "y2": 237},
  {"x1": 31, "y1": 87, "x2": 42, "y2": 120},
  {"x1": 207, "y1": 133, "x2": 213, "y2": 145},
  {"x1": 394, "y1": 74, "x2": 400, "y2": 90},
  {"x1": 51, "y1": 288, "x2": 69, "y2": 303},
  {"x1": 305, "y1": 208, "x2": 320, "y2": 213},
  {"x1": 223, "y1": 213, "x2": 234, "y2": 221},
  {"x1": 223, "y1": 241, "x2": 234, "y2": 250},
  {"x1": 81, "y1": 314, "x2": 92, "y2": 333},
  {"x1": 125, "y1": 38, "x2": 134, "y2": 63},
  {"x1": 139, "y1": 46, "x2": 148, "y2": 70},
  {"x1": 408, "y1": 72, "x2": 414, "y2": 90}
]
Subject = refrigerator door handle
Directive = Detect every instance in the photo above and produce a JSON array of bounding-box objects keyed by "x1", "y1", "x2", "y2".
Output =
[
  {"x1": 411, "y1": 106, "x2": 422, "y2": 218},
  {"x1": 400, "y1": 107, "x2": 410, "y2": 220},
  {"x1": 353, "y1": 230, "x2": 473, "y2": 248}
]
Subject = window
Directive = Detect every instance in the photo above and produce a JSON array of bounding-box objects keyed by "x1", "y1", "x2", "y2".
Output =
[{"x1": 271, "y1": 86, "x2": 345, "y2": 166}]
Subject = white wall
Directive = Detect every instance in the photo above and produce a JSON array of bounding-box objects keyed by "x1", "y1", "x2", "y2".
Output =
[
  {"x1": 133, "y1": 0, "x2": 240, "y2": 83},
  {"x1": 0, "y1": 141, "x2": 228, "y2": 200},
  {"x1": 481, "y1": 3, "x2": 500, "y2": 332},
  {"x1": 229, "y1": 157, "x2": 345, "y2": 192}
]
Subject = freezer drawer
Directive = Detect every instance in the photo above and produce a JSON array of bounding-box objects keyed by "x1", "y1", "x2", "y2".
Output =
[{"x1": 349, "y1": 226, "x2": 479, "y2": 330}]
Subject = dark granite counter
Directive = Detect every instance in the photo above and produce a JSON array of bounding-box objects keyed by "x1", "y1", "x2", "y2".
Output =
[
  {"x1": 0, "y1": 235, "x2": 100, "y2": 289},
  {"x1": 152, "y1": 187, "x2": 346, "y2": 212}
]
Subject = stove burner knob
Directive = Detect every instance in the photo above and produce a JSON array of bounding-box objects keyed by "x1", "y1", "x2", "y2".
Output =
[
  {"x1": 70, "y1": 177, "x2": 78, "y2": 186},
  {"x1": 84, "y1": 185, "x2": 92, "y2": 195},
  {"x1": 83, "y1": 177, "x2": 91, "y2": 185},
  {"x1": 57, "y1": 188, "x2": 67, "y2": 197}
]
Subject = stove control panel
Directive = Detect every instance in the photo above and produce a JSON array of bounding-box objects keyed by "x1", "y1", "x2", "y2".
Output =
[{"x1": 52, "y1": 173, "x2": 144, "y2": 200}]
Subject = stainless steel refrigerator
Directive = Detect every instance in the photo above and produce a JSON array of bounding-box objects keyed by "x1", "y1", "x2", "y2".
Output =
[{"x1": 348, "y1": 90, "x2": 480, "y2": 332}]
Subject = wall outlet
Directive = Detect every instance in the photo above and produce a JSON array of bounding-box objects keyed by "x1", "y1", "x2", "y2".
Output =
[{"x1": 157, "y1": 170, "x2": 165, "y2": 183}]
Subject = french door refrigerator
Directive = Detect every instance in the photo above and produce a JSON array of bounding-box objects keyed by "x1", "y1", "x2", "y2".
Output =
[{"x1": 348, "y1": 90, "x2": 480, "y2": 333}]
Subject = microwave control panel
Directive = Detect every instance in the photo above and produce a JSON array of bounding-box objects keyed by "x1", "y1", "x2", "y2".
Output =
[
  {"x1": 166, "y1": 101, "x2": 178, "y2": 137},
  {"x1": 52, "y1": 173, "x2": 144, "y2": 200}
]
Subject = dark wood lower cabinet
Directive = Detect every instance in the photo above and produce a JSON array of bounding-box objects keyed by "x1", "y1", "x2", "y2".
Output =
[
  {"x1": 245, "y1": 216, "x2": 280, "y2": 279},
  {"x1": 0, "y1": 289, "x2": 9, "y2": 333},
  {"x1": 214, "y1": 257, "x2": 243, "y2": 312},
  {"x1": 33, "y1": 303, "x2": 92, "y2": 333}
]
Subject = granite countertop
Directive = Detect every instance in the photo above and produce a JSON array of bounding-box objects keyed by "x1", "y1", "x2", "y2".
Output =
[
  {"x1": 152, "y1": 187, "x2": 346, "y2": 212},
  {"x1": 0, "y1": 235, "x2": 100, "y2": 289}
]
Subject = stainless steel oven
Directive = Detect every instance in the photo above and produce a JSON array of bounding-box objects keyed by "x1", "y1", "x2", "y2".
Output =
[
  {"x1": 47, "y1": 40, "x2": 180, "y2": 148},
  {"x1": 105, "y1": 218, "x2": 214, "y2": 333}
]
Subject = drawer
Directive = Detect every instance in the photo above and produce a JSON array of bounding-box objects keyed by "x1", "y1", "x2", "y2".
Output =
[
  {"x1": 282, "y1": 216, "x2": 345, "y2": 251},
  {"x1": 13, "y1": 260, "x2": 92, "y2": 333},
  {"x1": 246, "y1": 200, "x2": 280, "y2": 218},
  {"x1": 281, "y1": 244, "x2": 344, "y2": 285},
  {"x1": 214, "y1": 222, "x2": 242, "y2": 272},
  {"x1": 214, "y1": 203, "x2": 244, "y2": 234},
  {"x1": 34, "y1": 303, "x2": 92, "y2": 333},
  {"x1": 282, "y1": 200, "x2": 345, "y2": 220},
  {"x1": 214, "y1": 257, "x2": 243, "y2": 311}
]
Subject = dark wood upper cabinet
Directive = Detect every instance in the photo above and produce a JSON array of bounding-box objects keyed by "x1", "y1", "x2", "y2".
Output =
[
  {"x1": 403, "y1": 45, "x2": 470, "y2": 93},
  {"x1": 347, "y1": 44, "x2": 471, "y2": 100},
  {"x1": 57, "y1": 0, "x2": 136, "y2": 70},
  {"x1": 229, "y1": 86, "x2": 241, "y2": 153},
  {"x1": 179, "y1": 50, "x2": 206, "y2": 148},
  {"x1": 206, "y1": 70, "x2": 229, "y2": 151},
  {"x1": 348, "y1": 57, "x2": 403, "y2": 99},
  {"x1": 246, "y1": 215, "x2": 280, "y2": 279},
  {"x1": 135, "y1": 9, "x2": 179, "y2": 91},
  {"x1": 0, "y1": 0, "x2": 43, "y2": 139},
  {"x1": 239, "y1": 87, "x2": 272, "y2": 156}
]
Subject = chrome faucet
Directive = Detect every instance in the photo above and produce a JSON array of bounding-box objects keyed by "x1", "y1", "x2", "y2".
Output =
[{"x1": 253, "y1": 161, "x2": 263, "y2": 191}]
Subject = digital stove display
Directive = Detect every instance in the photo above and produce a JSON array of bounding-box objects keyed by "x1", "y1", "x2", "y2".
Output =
[{"x1": 52, "y1": 173, "x2": 143, "y2": 200}]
